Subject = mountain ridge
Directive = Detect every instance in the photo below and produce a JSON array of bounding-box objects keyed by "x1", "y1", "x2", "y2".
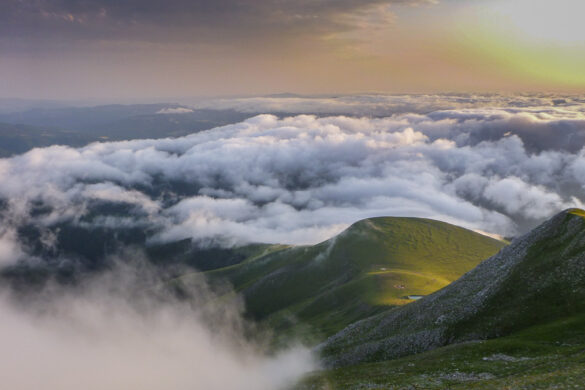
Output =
[
  {"x1": 321, "y1": 208, "x2": 585, "y2": 367},
  {"x1": 195, "y1": 216, "x2": 506, "y2": 340}
]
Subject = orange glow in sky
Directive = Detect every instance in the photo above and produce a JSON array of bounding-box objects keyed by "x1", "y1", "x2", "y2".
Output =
[{"x1": 1, "y1": 0, "x2": 584, "y2": 99}]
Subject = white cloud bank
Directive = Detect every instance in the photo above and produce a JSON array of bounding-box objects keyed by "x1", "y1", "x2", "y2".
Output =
[
  {"x1": 1, "y1": 102, "x2": 585, "y2": 260},
  {"x1": 189, "y1": 93, "x2": 585, "y2": 118}
]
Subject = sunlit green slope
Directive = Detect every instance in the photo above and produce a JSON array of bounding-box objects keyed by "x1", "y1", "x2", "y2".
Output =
[
  {"x1": 322, "y1": 209, "x2": 585, "y2": 367},
  {"x1": 186, "y1": 217, "x2": 505, "y2": 339}
]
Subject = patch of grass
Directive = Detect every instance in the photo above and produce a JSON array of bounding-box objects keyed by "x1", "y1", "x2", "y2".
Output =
[
  {"x1": 297, "y1": 312, "x2": 585, "y2": 389},
  {"x1": 568, "y1": 208, "x2": 585, "y2": 218}
]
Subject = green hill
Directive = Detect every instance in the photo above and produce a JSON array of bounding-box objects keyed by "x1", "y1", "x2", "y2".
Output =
[
  {"x1": 322, "y1": 209, "x2": 585, "y2": 367},
  {"x1": 178, "y1": 217, "x2": 505, "y2": 340}
]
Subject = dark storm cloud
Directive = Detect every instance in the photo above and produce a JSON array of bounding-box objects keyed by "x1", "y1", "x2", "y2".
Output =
[{"x1": 1, "y1": 0, "x2": 434, "y2": 46}]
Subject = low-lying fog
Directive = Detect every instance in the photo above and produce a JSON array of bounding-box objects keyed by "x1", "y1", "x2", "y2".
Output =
[{"x1": 0, "y1": 256, "x2": 315, "y2": 390}]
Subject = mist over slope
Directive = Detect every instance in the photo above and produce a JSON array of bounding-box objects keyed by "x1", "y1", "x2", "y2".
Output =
[{"x1": 0, "y1": 256, "x2": 315, "y2": 390}]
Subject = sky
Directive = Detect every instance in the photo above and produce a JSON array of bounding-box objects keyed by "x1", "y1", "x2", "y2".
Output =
[{"x1": 1, "y1": 0, "x2": 585, "y2": 100}]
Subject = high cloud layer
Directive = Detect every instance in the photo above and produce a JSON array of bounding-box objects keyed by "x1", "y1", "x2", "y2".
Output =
[
  {"x1": 1, "y1": 0, "x2": 434, "y2": 47},
  {"x1": 2, "y1": 99, "x2": 585, "y2": 264}
]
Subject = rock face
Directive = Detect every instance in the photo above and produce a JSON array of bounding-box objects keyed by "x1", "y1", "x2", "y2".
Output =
[{"x1": 322, "y1": 209, "x2": 585, "y2": 367}]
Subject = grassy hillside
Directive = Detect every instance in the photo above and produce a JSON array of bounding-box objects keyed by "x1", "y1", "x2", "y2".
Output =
[
  {"x1": 448, "y1": 208, "x2": 585, "y2": 339},
  {"x1": 178, "y1": 217, "x2": 505, "y2": 340},
  {"x1": 299, "y1": 311, "x2": 585, "y2": 389},
  {"x1": 322, "y1": 209, "x2": 585, "y2": 367}
]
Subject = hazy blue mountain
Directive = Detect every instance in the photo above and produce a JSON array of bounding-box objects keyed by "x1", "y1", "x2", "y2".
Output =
[
  {"x1": 0, "y1": 104, "x2": 254, "y2": 156},
  {"x1": 0, "y1": 122, "x2": 94, "y2": 157}
]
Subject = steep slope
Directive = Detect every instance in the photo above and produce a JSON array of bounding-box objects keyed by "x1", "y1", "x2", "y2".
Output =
[
  {"x1": 300, "y1": 312, "x2": 585, "y2": 389},
  {"x1": 322, "y1": 209, "x2": 585, "y2": 366},
  {"x1": 194, "y1": 217, "x2": 505, "y2": 338}
]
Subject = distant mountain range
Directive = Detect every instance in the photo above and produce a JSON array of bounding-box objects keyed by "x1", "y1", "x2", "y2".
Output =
[
  {"x1": 0, "y1": 122, "x2": 94, "y2": 157},
  {"x1": 0, "y1": 103, "x2": 253, "y2": 157}
]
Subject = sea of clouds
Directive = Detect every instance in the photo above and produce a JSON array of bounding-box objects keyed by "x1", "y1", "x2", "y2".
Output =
[
  {"x1": 2, "y1": 95, "x2": 585, "y2": 264},
  {"x1": 1, "y1": 93, "x2": 585, "y2": 389}
]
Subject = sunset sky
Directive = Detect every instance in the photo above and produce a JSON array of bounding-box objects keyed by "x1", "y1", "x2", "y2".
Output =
[{"x1": 2, "y1": 0, "x2": 584, "y2": 99}]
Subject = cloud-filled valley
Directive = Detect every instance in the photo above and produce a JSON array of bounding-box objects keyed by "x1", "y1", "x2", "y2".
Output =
[{"x1": 1, "y1": 96, "x2": 585, "y2": 268}]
